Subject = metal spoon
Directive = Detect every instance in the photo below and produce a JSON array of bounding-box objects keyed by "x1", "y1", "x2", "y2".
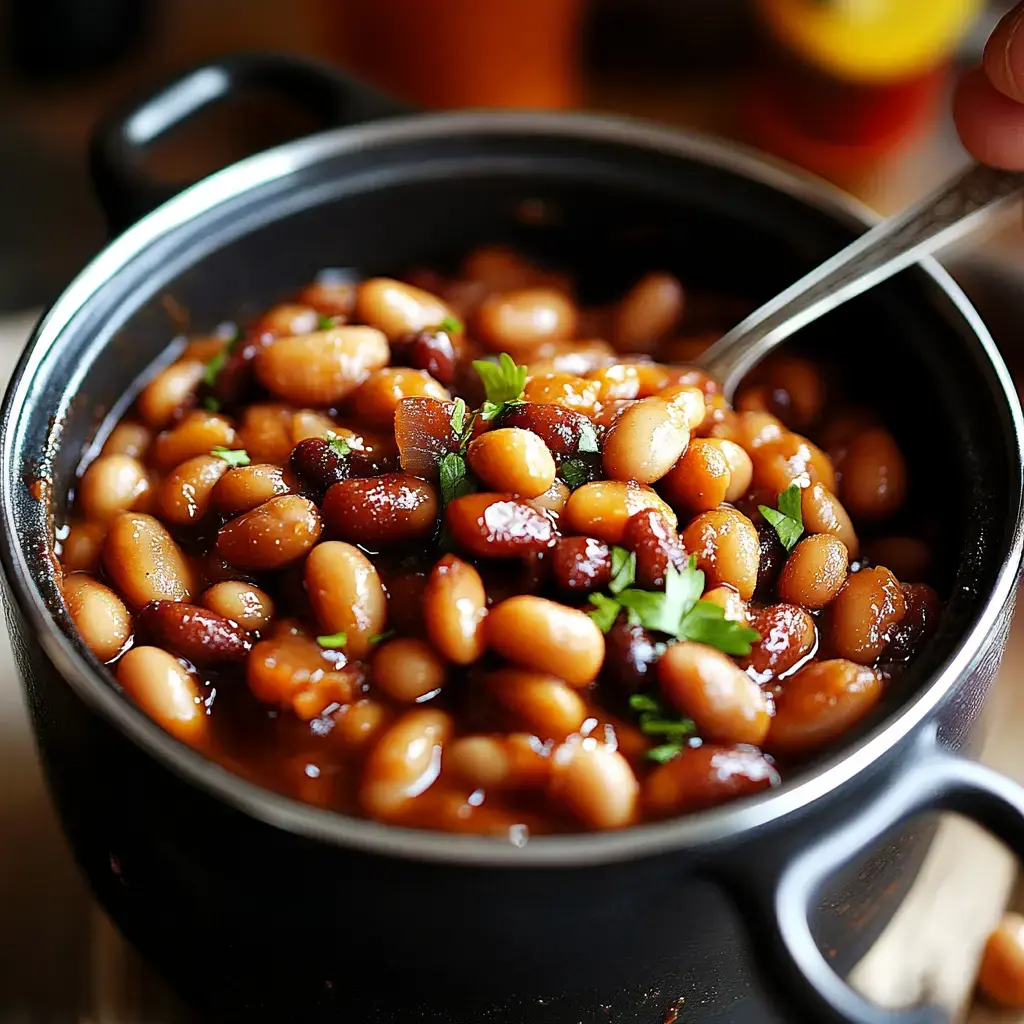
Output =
[{"x1": 698, "y1": 162, "x2": 1024, "y2": 401}]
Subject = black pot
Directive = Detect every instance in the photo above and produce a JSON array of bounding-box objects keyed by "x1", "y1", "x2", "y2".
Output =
[{"x1": 3, "y1": 54, "x2": 1024, "y2": 1024}]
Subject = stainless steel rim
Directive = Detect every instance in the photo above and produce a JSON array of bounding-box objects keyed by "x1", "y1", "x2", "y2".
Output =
[{"x1": 3, "y1": 110, "x2": 1022, "y2": 867}]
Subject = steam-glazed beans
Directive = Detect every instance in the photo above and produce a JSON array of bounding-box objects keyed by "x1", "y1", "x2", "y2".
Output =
[{"x1": 59, "y1": 247, "x2": 943, "y2": 836}]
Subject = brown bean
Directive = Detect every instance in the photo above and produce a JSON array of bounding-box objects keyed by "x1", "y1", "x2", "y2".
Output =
[
  {"x1": 238, "y1": 403, "x2": 294, "y2": 464},
  {"x1": 709, "y1": 409, "x2": 785, "y2": 453},
  {"x1": 751, "y1": 433, "x2": 836, "y2": 494},
  {"x1": 445, "y1": 493, "x2": 555, "y2": 557},
  {"x1": 354, "y1": 278, "x2": 455, "y2": 341},
  {"x1": 78, "y1": 454, "x2": 152, "y2": 523},
  {"x1": 213, "y1": 463, "x2": 296, "y2": 517},
  {"x1": 254, "y1": 302, "x2": 320, "y2": 336},
  {"x1": 60, "y1": 521, "x2": 107, "y2": 573},
  {"x1": 117, "y1": 646, "x2": 208, "y2": 746},
  {"x1": 711, "y1": 439, "x2": 753, "y2": 501},
  {"x1": 137, "y1": 360, "x2": 204, "y2": 429},
  {"x1": 320, "y1": 473, "x2": 439, "y2": 546},
  {"x1": 883, "y1": 583, "x2": 941, "y2": 662},
  {"x1": 551, "y1": 537, "x2": 612, "y2": 595},
  {"x1": 612, "y1": 272, "x2": 685, "y2": 354},
  {"x1": 475, "y1": 288, "x2": 577, "y2": 352},
  {"x1": 390, "y1": 328, "x2": 457, "y2": 385},
  {"x1": 588, "y1": 363, "x2": 641, "y2": 403},
  {"x1": 603, "y1": 619, "x2": 661, "y2": 695},
  {"x1": 137, "y1": 600, "x2": 251, "y2": 664},
  {"x1": 255, "y1": 325, "x2": 389, "y2": 405},
  {"x1": 467, "y1": 427, "x2": 556, "y2": 498},
  {"x1": 103, "y1": 513, "x2": 195, "y2": 608},
  {"x1": 800, "y1": 482, "x2": 859, "y2": 558},
  {"x1": 622, "y1": 509, "x2": 687, "y2": 589},
  {"x1": 304, "y1": 541, "x2": 387, "y2": 659},
  {"x1": 495, "y1": 401, "x2": 598, "y2": 459},
  {"x1": 156, "y1": 455, "x2": 227, "y2": 525},
  {"x1": 529, "y1": 477, "x2": 571, "y2": 515},
  {"x1": 290, "y1": 408, "x2": 341, "y2": 443},
  {"x1": 838, "y1": 427, "x2": 907, "y2": 522},
  {"x1": 486, "y1": 596, "x2": 605, "y2": 686},
  {"x1": 862, "y1": 537, "x2": 932, "y2": 583},
  {"x1": 298, "y1": 280, "x2": 356, "y2": 319},
  {"x1": 151, "y1": 410, "x2": 239, "y2": 473},
  {"x1": 643, "y1": 744, "x2": 779, "y2": 818},
  {"x1": 351, "y1": 368, "x2": 450, "y2": 429},
  {"x1": 101, "y1": 421, "x2": 153, "y2": 459},
  {"x1": 446, "y1": 734, "x2": 550, "y2": 790},
  {"x1": 217, "y1": 495, "x2": 322, "y2": 570},
  {"x1": 549, "y1": 742, "x2": 639, "y2": 830},
  {"x1": 659, "y1": 642, "x2": 770, "y2": 745},
  {"x1": 523, "y1": 373, "x2": 601, "y2": 417},
  {"x1": 767, "y1": 659, "x2": 884, "y2": 754},
  {"x1": 331, "y1": 698, "x2": 392, "y2": 751},
  {"x1": 829, "y1": 567, "x2": 906, "y2": 664},
  {"x1": 247, "y1": 634, "x2": 355, "y2": 719},
  {"x1": 565, "y1": 480, "x2": 677, "y2": 545},
  {"x1": 422, "y1": 554, "x2": 488, "y2": 665},
  {"x1": 602, "y1": 398, "x2": 689, "y2": 484},
  {"x1": 660, "y1": 439, "x2": 730, "y2": 514},
  {"x1": 979, "y1": 913, "x2": 1024, "y2": 1009},
  {"x1": 62, "y1": 574, "x2": 132, "y2": 662},
  {"x1": 200, "y1": 581, "x2": 275, "y2": 632},
  {"x1": 682, "y1": 507, "x2": 760, "y2": 600},
  {"x1": 702, "y1": 585, "x2": 748, "y2": 623},
  {"x1": 777, "y1": 534, "x2": 849, "y2": 609},
  {"x1": 659, "y1": 384, "x2": 708, "y2": 432},
  {"x1": 746, "y1": 603, "x2": 816, "y2": 681},
  {"x1": 359, "y1": 709, "x2": 452, "y2": 819},
  {"x1": 373, "y1": 638, "x2": 447, "y2": 703},
  {"x1": 764, "y1": 356, "x2": 826, "y2": 430},
  {"x1": 486, "y1": 668, "x2": 588, "y2": 739}
]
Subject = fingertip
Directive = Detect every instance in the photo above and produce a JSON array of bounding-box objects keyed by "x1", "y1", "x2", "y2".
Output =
[
  {"x1": 954, "y1": 66, "x2": 1024, "y2": 170},
  {"x1": 983, "y1": 0, "x2": 1024, "y2": 102}
]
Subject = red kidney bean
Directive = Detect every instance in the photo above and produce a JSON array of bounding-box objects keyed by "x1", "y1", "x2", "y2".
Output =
[
  {"x1": 745, "y1": 603, "x2": 816, "y2": 681},
  {"x1": 622, "y1": 509, "x2": 688, "y2": 589},
  {"x1": 137, "y1": 600, "x2": 252, "y2": 665},
  {"x1": 322, "y1": 473, "x2": 439, "y2": 546},
  {"x1": 603, "y1": 619, "x2": 661, "y2": 695},
  {"x1": 883, "y1": 583, "x2": 941, "y2": 662},
  {"x1": 755, "y1": 520, "x2": 788, "y2": 598},
  {"x1": 495, "y1": 402, "x2": 598, "y2": 459},
  {"x1": 445, "y1": 494, "x2": 556, "y2": 557},
  {"x1": 551, "y1": 536, "x2": 612, "y2": 594},
  {"x1": 390, "y1": 328, "x2": 457, "y2": 385},
  {"x1": 289, "y1": 437, "x2": 350, "y2": 500}
]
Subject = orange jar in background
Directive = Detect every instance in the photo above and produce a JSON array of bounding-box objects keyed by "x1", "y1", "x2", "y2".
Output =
[{"x1": 321, "y1": 0, "x2": 587, "y2": 110}]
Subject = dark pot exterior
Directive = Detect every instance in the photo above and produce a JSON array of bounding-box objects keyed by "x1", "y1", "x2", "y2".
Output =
[{"x1": 3, "y1": 55, "x2": 1024, "y2": 1024}]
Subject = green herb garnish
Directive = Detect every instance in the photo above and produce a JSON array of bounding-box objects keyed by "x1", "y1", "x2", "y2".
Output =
[
  {"x1": 559, "y1": 458, "x2": 590, "y2": 491},
  {"x1": 211, "y1": 446, "x2": 250, "y2": 467},
  {"x1": 647, "y1": 744, "x2": 687, "y2": 765},
  {"x1": 678, "y1": 600, "x2": 761, "y2": 655},
  {"x1": 587, "y1": 593, "x2": 621, "y2": 633},
  {"x1": 202, "y1": 349, "x2": 227, "y2": 388},
  {"x1": 450, "y1": 397, "x2": 468, "y2": 437},
  {"x1": 629, "y1": 693, "x2": 697, "y2": 763},
  {"x1": 615, "y1": 558, "x2": 706, "y2": 635},
  {"x1": 203, "y1": 396, "x2": 221, "y2": 412},
  {"x1": 578, "y1": 420, "x2": 600, "y2": 454},
  {"x1": 758, "y1": 482, "x2": 805, "y2": 552},
  {"x1": 437, "y1": 315, "x2": 463, "y2": 335},
  {"x1": 318, "y1": 315, "x2": 339, "y2": 331},
  {"x1": 439, "y1": 452, "x2": 476, "y2": 505},
  {"x1": 316, "y1": 632, "x2": 348, "y2": 649},
  {"x1": 328, "y1": 435, "x2": 351, "y2": 459},
  {"x1": 368, "y1": 630, "x2": 396, "y2": 646},
  {"x1": 474, "y1": 353, "x2": 528, "y2": 409},
  {"x1": 608, "y1": 546, "x2": 636, "y2": 595}
]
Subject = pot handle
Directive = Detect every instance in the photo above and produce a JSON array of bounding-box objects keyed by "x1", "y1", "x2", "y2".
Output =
[
  {"x1": 89, "y1": 51, "x2": 411, "y2": 234},
  {"x1": 726, "y1": 733, "x2": 1024, "y2": 1024}
]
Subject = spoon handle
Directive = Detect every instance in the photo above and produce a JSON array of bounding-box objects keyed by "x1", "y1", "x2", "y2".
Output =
[{"x1": 700, "y1": 162, "x2": 1024, "y2": 398}]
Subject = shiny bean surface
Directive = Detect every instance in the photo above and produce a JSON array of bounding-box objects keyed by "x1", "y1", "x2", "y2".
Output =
[
  {"x1": 422, "y1": 554, "x2": 488, "y2": 664},
  {"x1": 217, "y1": 496, "x2": 322, "y2": 570},
  {"x1": 117, "y1": 646, "x2": 208, "y2": 746},
  {"x1": 62, "y1": 574, "x2": 132, "y2": 662},
  {"x1": 103, "y1": 513, "x2": 195, "y2": 607},
  {"x1": 322, "y1": 473, "x2": 439, "y2": 545}
]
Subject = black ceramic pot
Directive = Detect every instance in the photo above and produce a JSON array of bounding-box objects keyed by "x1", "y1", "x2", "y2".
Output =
[{"x1": 3, "y1": 54, "x2": 1024, "y2": 1024}]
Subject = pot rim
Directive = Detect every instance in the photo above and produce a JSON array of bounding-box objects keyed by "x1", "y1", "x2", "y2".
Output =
[{"x1": 3, "y1": 110, "x2": 1022, "y2": 867}]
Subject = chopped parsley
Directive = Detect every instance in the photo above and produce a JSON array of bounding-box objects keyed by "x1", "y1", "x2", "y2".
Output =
[
  {"x1": 678, "y1": 600, "x2": 761, "y2": 655},
  {"x1": 316, "y1": 632, "x2": 348, "y2": 649},
  {"x1": 629, "y1": 693, "x2": 697, "y2": 763},
  {"x1": 318, "y1": 315, "x2": 340, "y2": 330},
  {"x1": 202, "y1": 396, "x2": 221, "y2": 412},
  {"x1": 758, "y1": 482, "x2": 805, "y2": 552},
  {"x1": 328, "y1": 434, "x2": 351, "y2": 459},
  {"x1": 578, "y1": 419, "x2": 600, "y2": 454},
  {"x1": 587, "y1": 593, "x2": 620, "y2": 633},
  {"x1": 450, "y1": 397, "x2": 468, "y2": 437},
  {"x1": 439, "y1": 452, "x2": 476, "y2": 505},
  {"x1": 559, "y1": 458, "x2": 591, "y2": 491},
  {"x1": 368, "y1": 630, "x2": 396, "y2": 646},
  {"x1": 473, "y1": 353, "x2": 528, "y2": 417},
  {"x1": 211, "y1": 446, "x2": 250, "y2": 467},
  {"x1": 608, "y1": 546, "x2": 636, "y2": 595},
  {"x1": 202, "y1": 349, "x2": 227, "y2": 388},
  {"x1": 437, "y1": 315, "x2": 463, "y2": 335}
]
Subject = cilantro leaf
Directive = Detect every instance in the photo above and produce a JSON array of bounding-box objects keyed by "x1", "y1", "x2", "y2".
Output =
[
  {"x1": 478, "y1": 400, "x2": 503, "y2": 423},
  {"x1": 587, "y1": 593, "x2": 620, "y2": 633},
  {"x1": 615, "y1": 559, "x2": 704, "y2": 635},
  {"x1": 437, "y1": 315, "x2": 463, "y2": 335},
  {"x1": 647, "y1": 744, "x2": 686, "y2": 764},
  {"x1": 473, "y1": 352, "x2": 527, "y2": 407},
  {"x1": 608, "y1": 546, "x2": 636, "y2": 595},
  {"x1": 628, "y1": 692, "x2": 697, "y2": 761},
  {"x1": 450, "y1": 397, "x2": 468, "y2": 437},
  {"x1": 211, "y1": 446, "x2": 250, "y2": 467},
  {"x1": 758, "y1": 482, "x2": 805, "y2": 552},
  {"x1": 559, "y1": 458, "x2": 590, "y2": 491},
  {"x1": 439, "y1": 452, "x2": 475, "y2": 505},
  {"x1": 328, "y1": 434, "x2": 351, "y2": 459},
  {"x1": 577, "y1": 419, "x2": 600, "y2": 455},
  {"x1": 678, "y1": 600, "x2": 761, "y2": 655},
  {"x1": 318, "y1": 315, "x2": 339, "y2": 331},
  {"x1": 316, "y1": 632, "x2": 348, "y2": 649},
  {"x1": 202, "y1": 349, "x2": 227, "y2": 388}
]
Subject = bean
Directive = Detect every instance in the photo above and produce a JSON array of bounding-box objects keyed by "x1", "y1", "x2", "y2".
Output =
[
  {"x1": 151, "y1": 410, "x2": 239, "y2": 473},
  {"x1": 755, "y1": 521, "x2": 787, "y2": 598},
  {"x1": 736, "y1": 385, "x2": 770, "y2": 413},
  {"x1": 602, "y1": 398, "x2": 688, "y2": 484},
  {"x1": 156, "y1": 455, "x2": 227, "y2": 525},
  {"x1": 332, "y1": 698, "x2": 391, "y2": 750},
  {"x1": 767, "y1": 659, "x2": 883, "y2": 754},
  {"x1": 474, "y1": 288, "x2": 577, "y2": 352},
  {"x1": 101, "y1": 421, "x2": 152, "y2": 459},
  {"x1": 422, "y1": 554, "x2": 488, "y2": 664},
  {"x1": 373, "y1": 638, "x2": 447, "y2": 703},
  {"x1": 764, "y1": 356, "x2": 825, "y2": 429},
  {"x1": 390, "y1": 328, "x2": 457, "y2": 385},
  {"x1": 486, "y1": 596, "x2": 605, "y2": 687},
  {"x1": 304, "y1": 541, "x2": 387, "y2": 658},
  {"x1": 214, "y1": 463, "x2": 296, "y2": 517},
  {"x1": 979, "y1": 913, "x2": 1024, "y2": 1009},
  {"x1": 380, "y1": 566, "x2": 430, "y2": 637},
  {"x1": 777, "y1": 534, "x2": 849, "y2": 609},
  {"x1": 643, "y1": 744, "x2": 779, "y2": 818},
  {"x1": 751, "y1": 433, "x2": 836, "y2": 494},
  {"x1": 549, "y1": 742, "x2": 639, "y2": 830},
  {"x1": 445, "y1": 493, "x2": 555, "y2": 557},
  {"x1": 661, "y1": 439, "x2": 731, "y2": 514},
  {"x1": 883, "y1": 583, "x2": 940, "y2": 662},
  {"x1": 829, "y1": 567, "x2": 906, "y2": 664},
  {"x1": 238, "y1": 404, "x2": 294, "y2": 464},
  {"x1": 682, "y1": 507, "x2": 760, "y2": 600},
  {"x1": 711, "y1": 439, "x2": 753, "y2": 501},
  {"x1": 297, "y1": 281, "x2": 356, "y2": 319},
  {"x1": 746, "y1": 603, "x2": 816, "y2": 680},
  {"x1": 487, "y1": 667, "x2": 588, "y2": 739},
  {"x1": 351, "y1": 368, "x2": 450, "y2": 429},
  {"x1": 709, "y1": 410, "x2": 784, "y2": 453},
  {"x1": 603, "y1": 619, "x2": 661, "y2": 695},
  {"x1": 565, "y1": 480, "x2": 677, "y2": 545},
  {"x1": 322, "y1": 473, "x2": 439, "y2": 546},
  {"x1": 78, "y1": 454, "x2": 152, "y2": 524},
  {"x1": 394, "y1": 397, "x2": 462, "y2": 479},
  {"x1": 200, "y1": 581, "x2": 275, "y2": 632},
  {"x1": 117, "y1": 646, "x2": 207, "y2": 746},
  {"x1": 247, "y1": 634, "x2": 355, "y2": 719},
  {"x1": 359, "y1": 709, "x2": 452, "y2": 819},
  {"x1": 862, "y1": 537, "x2": 932, "y2": 584},
  {"x1": 137, "y1": 600, "x2": 251, "y2": 664},
  {"x1": 659, "y1": 642, "x2": 770, "y2": 745},
  {"x1": 529, "y1": 478, "x2": 571, "y2": 515},
  {"x1": 217, "y1": 495, "x2": 322, "y2": 570},
  {"x1": 137, "y1": 360, "x2": 204, "y2": 429},
  {"x1": 612, "y1": 272, "x2": 685, "y2": 353},
  {"x1": 103, "y1": 513, "x2": 195, "y2": 607},
  {"x1": 467, "y1": 427, "x2": 556, "y2": 498},
  {"x1": 659, "y1": 385, "x2": 708, "y2": 432},
  {"x1": 801, "y1": 482, "x2": 859, "y2": 558},
  {"x1": 254, "y1": 302, "x2": 320, "y2": 336},
  {"x1": 838, "y1": 427, "x2": 907, "y2": 522},
  {"x1": 818, "y1": 407, "x2": 880, "y2": 461},
  {"x1": 523, "y1": 373, "x2": 601, "y2": 420},
  {"x1": 290, "y1": 409, "x2": 341, "y2": 443},
  {"x1": 354, "y1": 278, "x2": 455, "y2": 341},
  {"x1": 62, "y1": 574, "x2": 132, "y2": 662},
  {"x1": 495, "y1": 402, "x2": 597, "y2": 459},
  {"x1": 60, "y1": 521, "x2": 106, "y2": 573},
  {"x1": 702, "y1": 585, "x2": 748, "y2": 623},
  {"x1": 446, "y1": 734, "x2": 549, "y2": 790},
  {"x1": 255, "y1": 325, "x2": 389, "y2": 405},
  {"x1": 589, "y1": 363, "x2": 641, "y2": 403},
  {"x1": 622, "y1": 509, "x2": 687, "y2": 589},
  {"x1": 551, "y1": 537, "x2": 612, "y2": 594}
]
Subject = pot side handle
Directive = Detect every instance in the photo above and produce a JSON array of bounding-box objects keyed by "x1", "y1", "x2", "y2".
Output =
[
  {"x1": 89, "y1": 51, "x2": 411, "y2": 235},
  {"x1": 722, "y1": 733, "x2": 1024, "y2": 1024}
]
